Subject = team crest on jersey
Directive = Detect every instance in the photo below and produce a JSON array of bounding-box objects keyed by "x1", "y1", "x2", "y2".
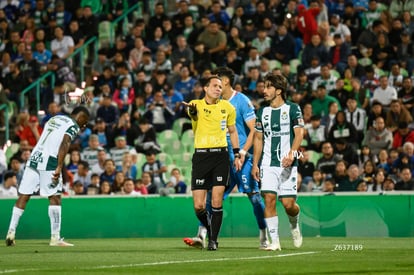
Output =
[
  {"x1": 281, "y1": 112, "x2": 288, "y2": 120},
  {"x1": 221, "y1": 109, "x2": 226, "y2": 114}
]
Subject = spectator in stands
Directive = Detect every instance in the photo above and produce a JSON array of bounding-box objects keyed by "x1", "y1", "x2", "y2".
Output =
[
  {"x1": 0, "y1": 171, "x2": 17, "y2": 197},
  {"x1": 333, "y1": 159, "x2": 349, "y2": 185},
  {"x1": 51, "y1": 26, "x2": 74, "y2": 60},
  {"x1": 336, "y1": 164, "x2": 364, "y2": 191},
  {"x1": 385, "y1": 99, "x2": 413, "y2": 133},
  {"x1": 164, "y1": 84, "x2": 184, "y2": 120},
  {"x1": 170, "y1": 35, "x2": 193, "y2": 68},
  {"x1": 137, "y1": 51, "x2": 156, "y2": 81},
  {"x1": 398, "y1": 77, "x2": 414, "y2": 115},
  {"x1": 334, "y1": 138, "x2": 359, "y2": 166},
  {"x1": 312, "y1": 65, "x2": 338, "y2": 94},
  {"x1": 78, "y1": 5, "x2": 98, "y2": 63},
  {"x1": 251, "y1": 28, "x2": 271, "y2": 58},
  {"x1": 66, "y1": 149, "x2": 81, "y2": 175},
  {"x1": 226, "y1": 26, "x2": 246, "y2": 57},
  {"x1": 197, "y1": 20, "x2": 227, "y2": 66},
  {"x1": 345, "y1": 97, "x2": 367, "y2": 144},
  {"x1": 144, "y1": 90, "x2": 175, "y2": 132},
  {"x1": 92, "y1": 117, "x2": 112, "y2": 149},
  {"x1": 139, "y1": 171, "x2": 154, "y2": 194},
  {"x1": 67, "y1": 19, "x2": 84, "y2": 57},
  {"x1": 298, "y1": 151, "x2": 315, "y2": 185},
  {"x1": 173, "y1": 0, "x2": 192, "y2": 34},
  {"x1": 33, "y1": 41, "x2": 51, "y2": 66},
  {"x1": 5, "y1": 30, "x2": 21, "y2": 60},
  {"x1": 2, "y1": 62, "x2": 26, "y2": 106},
  {"x1": 173, "y1": 66, "x2": 196, "y2": 99},
  {"x1": 328, "y1": 34, "x2": 351, "y2": 75},
  {"x1": 90, "y1": 148, "x2": 107, "y2": 176},
  {"x1": 395, "y1": 167, "x2": 414, "y2": 190},
  {"x1": 312, "y1": 84, "x2": 341, "y2": 117},
  {"x1": 392, "y1": 121, "x2": 414, "y2": 151},
  {"x1": 363, "y1": 116, "x2": 393, "y2": 156},
  {"x1": 304, "y1": 115, "x2": 325, "y2": 152},
  {"x1": 141, "y1": 151, "x2": 167, "y2": 194},
  {"x1": 112, "y1": 170, "x2": 125, "y2": 193},
  {"x1": 243, "y1": 47, "x2": 261, "y2": 75},
  {"x1": 100, "y1": 159, "x2": 116, "y2": 187},
  {"x1": 208, "y1": 0, "x2": 231, "y2": 31},
  {"x1": 99, "y1": 180, "x2": 113, "y2": 195},
  {"x1": 296, "y1": 3, "x2": 320, "y2": 45},
  {"x1": 112, "y1": 77, "x2": 135, "y2": 113},
  {"x1": 81, "y1": 134, "x2": 104, "y2": 167},
  {"x1": 191, "y1": 41, "x2": 212, "y2": 76},
  {"x1": 372, "y1": 32, "x2": 396, "y2": 71},
  {"x1": 388, "y1": 63, "x2": 404, "y2": 91},
  {"x1": 372, "y1": 75, "x2": 398, "y2": 109},
  {"x1": 317, "y1": 141, "x2": 342, "y2": 178},
  {"x1": 47, "y1": 55, "x2": 77, "y2": 86},
  {"x1": 301, "y1": 34, "x2": 329, "y2": 72},
  {"x1": 120, "y1": 178, "x2": 141, "y2": 195},
  {"x1": 17, "y1": 115, "x2": 42, "y2": 148},
  {"x1": 306, "y1": 169, "x2": 324, "y2": 192},
  {"x1": 269, "y1": 24, "x2": 295, "y2": 64},
  {"x1": 8, "y1": 155, "x2": 23, "y2": 186},
  {"x1": 109, "y1": 136, "x2": 136, "y2": 169},
  {"x1": 148, "y1": 2, "x2": 168, "y2": 35},
  {"x1": 111, "y1": 111, "x2": 140, "y2": 146},
  {"x1": 128, "y1": 37, "x2": 150, "y2": 73},
  {"x1": 328, "y1": 110, "x2": 359, "y2": 147},
  {"x1": 96, "y1": 94, "x2": 119, "y2": 128},
  {"x1": 73, "y1": 160, "x2": 92, "y2": 193},
  {"x1": 166, "y1": 167, "x2": 187, "y2": 194},
  {"x1": 329, "y1": 79, "x2": 349, "y2": 109},
  {"x1": 121, "y1": 152, "x2": 137, "y2": 180}
]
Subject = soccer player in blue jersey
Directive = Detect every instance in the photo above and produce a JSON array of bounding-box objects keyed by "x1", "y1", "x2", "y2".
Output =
[
  {"x1": 252, "y1": 73, "x2": 304, "y2": 251},
  {"x1": 183, "y1": 67, "x2": 268, "y2": 249}
]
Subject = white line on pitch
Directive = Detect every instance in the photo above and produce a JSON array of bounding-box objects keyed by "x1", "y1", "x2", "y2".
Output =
[{"x1": 0, "y1": 251, "x2": 318, "y2": 273}]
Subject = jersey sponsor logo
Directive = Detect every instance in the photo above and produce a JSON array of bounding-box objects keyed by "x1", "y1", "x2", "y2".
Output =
[
  {"x1": 203, "y1": 109, "x2": 211, "y2": 115},
  {"x1": 221, "y1": 109, "x2": 226, "y2": 114},
  {"x1": 271, "y1": 131, "x2": 290, "y2": 137},
  {"x1": 221, "y1": 120, "x2": 226, "y2": 130},
  {"x1": 30, "y1": 151, "x2": 44, "y2": 164}
]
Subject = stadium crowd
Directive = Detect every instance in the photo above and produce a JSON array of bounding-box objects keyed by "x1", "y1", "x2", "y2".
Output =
[{"x1": 1, "y1": 0, "x2": 414, "y2": 197}]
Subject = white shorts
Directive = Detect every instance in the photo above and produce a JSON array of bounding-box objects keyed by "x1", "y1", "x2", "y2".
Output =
[
  {"x1": 260, "y1": 166, "x2": 298, "y2": 197},
  {"x1": 18, "y1": 167, "x2": 63, "y2": 197}
]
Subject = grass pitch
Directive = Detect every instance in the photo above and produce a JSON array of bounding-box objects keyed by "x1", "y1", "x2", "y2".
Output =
[{"x1": 0, "y1": 237, "x2": 413, "y2": 274}]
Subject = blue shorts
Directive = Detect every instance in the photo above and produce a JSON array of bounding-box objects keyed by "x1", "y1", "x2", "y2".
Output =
[{"x1": 225, "y1": 155, "x2": 260, "y2": 198}]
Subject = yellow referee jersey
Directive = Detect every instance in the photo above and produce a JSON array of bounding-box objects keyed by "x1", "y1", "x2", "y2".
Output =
[{"x1": 188, "y1": 99, "x2": 236, "y2": 149}]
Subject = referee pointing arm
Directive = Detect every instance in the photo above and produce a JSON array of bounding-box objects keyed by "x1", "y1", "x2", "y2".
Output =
[{"x1": 182, "y1": 75, "x2": 241, "y2": 250}]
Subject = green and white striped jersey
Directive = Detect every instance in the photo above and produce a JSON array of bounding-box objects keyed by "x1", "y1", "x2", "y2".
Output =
[
  {"x1": 28, "y1": 115, "x2": 80, "y2": 171},
  {"x1": 255, "y1": 101, "x2": 304, "y2": 167}
]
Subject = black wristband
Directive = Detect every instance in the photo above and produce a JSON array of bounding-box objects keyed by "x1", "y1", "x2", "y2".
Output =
[{"x1": 233, "y1": 148, "x2": 240, "y2": 155}]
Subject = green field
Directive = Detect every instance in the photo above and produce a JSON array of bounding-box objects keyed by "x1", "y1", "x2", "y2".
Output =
[{"x1": 0, "y1": 237, "x2": 413, "y2": 274}]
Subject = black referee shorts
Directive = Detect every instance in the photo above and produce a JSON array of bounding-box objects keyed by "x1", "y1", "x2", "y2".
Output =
[{"x1": 191, "y1": 147, "x2": 230, "y2": 190}]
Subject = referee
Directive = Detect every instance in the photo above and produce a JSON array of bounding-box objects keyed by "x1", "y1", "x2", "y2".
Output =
[{"x1": 182, "y1": 75, "x2": 242, "y2": 250}]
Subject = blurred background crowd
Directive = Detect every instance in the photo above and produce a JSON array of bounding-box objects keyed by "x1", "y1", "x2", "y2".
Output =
[{"x1": 0, "y1": 0, "x2": 414, "y2": 197}]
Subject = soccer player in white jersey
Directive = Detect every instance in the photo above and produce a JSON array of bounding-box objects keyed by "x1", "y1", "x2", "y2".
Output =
[
  {"x1": 252, "y1": 73, "x2": 304, "y2": 251},
  {"x1": 5, "y1": 106, "x2": 90, "y2": 247}
]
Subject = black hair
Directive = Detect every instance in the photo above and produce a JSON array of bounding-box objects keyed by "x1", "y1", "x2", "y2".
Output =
[
  {"x1": 71, "y1": 106, "x2": 90, "y2": 117},
  {"x1": 4, "y1": 171, "x2": 16, "y2": 181},
  {"x1": 204, "y1": 75, "x2": 222, "y2": 87},
  {"x1": 213, "y1": 67, "x2": 235, "y2": 86}
]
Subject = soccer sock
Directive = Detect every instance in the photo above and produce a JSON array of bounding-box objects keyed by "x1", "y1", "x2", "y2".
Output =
[
  {"x1": 248, "y1": 193, "x2": 267, "y2": 230},
  {"x1": 195, "y1": 209, "x2": 210, "y2": 238},
  {"x1": 48, "y1": 205, "x2": 61, "y2": 239},
  {"x1": 288, "y1": 211, "x2": 300, "y2": 229},
  {"x1": 210, "y1": 207, "x2": 223, "y2": 242},
  {"x1": 197, "y1": 225, "x2": 207, "y2": 239},
  {"x1": 259, "y1": 228, "x2": 268, "y2": 242},
  {"x1": 265, "y1": 216, "x2": 279, "y2": 243},
  {"x1": 8, "y1": 206, "x2": 24, "y2": 233}
]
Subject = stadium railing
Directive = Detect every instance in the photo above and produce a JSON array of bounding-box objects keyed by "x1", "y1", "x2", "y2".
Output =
[
  {"x1": 109, "y1": 2, "x2": 143, "y2": 47},
  {"x1": 19, "y1": 71, "x2": 55, "y2": 114},
  {"x1": 0, "y1": 103, "x2": 10, "y2": 141}
]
